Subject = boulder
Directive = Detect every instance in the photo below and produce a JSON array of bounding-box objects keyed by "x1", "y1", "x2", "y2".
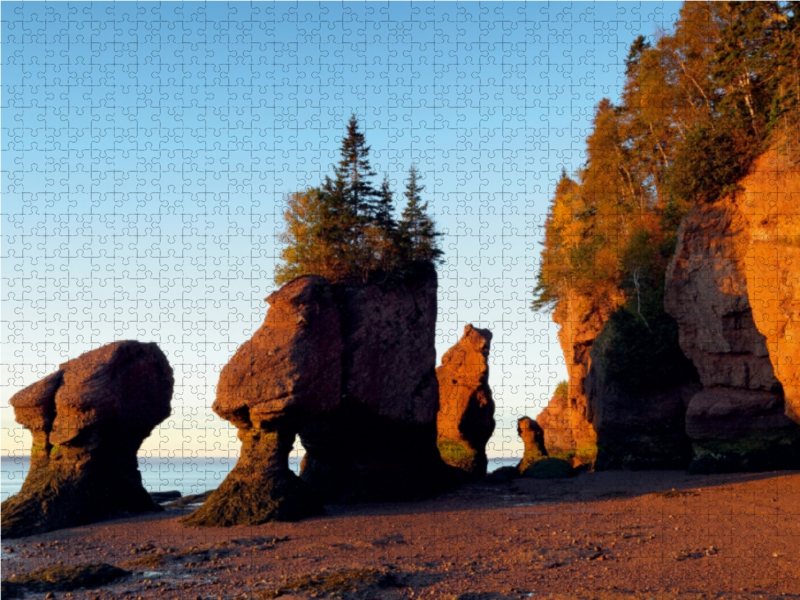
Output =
[
  {"x1": 436, "y1": 325, "x2": 495, "y2": 479},
  {"x1": 517, "y1": 417, "x2": 547, "y2": 473},
  {"x1": 482, "y1": 466, "x2": 520, "y2": 484},
  {"x1": 299, "y1": 262, "x2": 453, "y2": 502},
  {"x1": 1, "y1": 341, "x2": 173, "y2": 538},
  {"x1": 184, "y1": 276, "x2": 340, "y2": 526},
  {"x1": 521, "y1": 458, "x2": 575, "y2": 479},
  {"x1": 665, "y1": 177, "x2": 800, "y2": 473}
]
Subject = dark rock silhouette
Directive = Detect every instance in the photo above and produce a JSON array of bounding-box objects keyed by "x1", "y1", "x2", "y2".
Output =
[
  {"x1": 584, "y1": 314, "x2": 700, "y2": 471},
  {"x1": 300, "y1": 263, "x2": 454, "y2": 503},
  {"x1": 482, "y1": 466, "x2": 520, "y2": 484},
  {"x1": 184, "y1": 276, "x2": 340, "y2": 526},
  {"x1": 1, "y1": 341, "x2": 173, "y2": 538},
  {"x1": 522, "y1": 457, "x2": 575, "y2": 479},
  {"x1": 436, "y1": 324, "x2": 495, "y2": 479},
  {"x1": 517, "y1": 417, "x2": 548, "y2": 472}
]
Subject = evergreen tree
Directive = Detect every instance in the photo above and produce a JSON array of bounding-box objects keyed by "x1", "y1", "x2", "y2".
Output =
[
  {"x1": 275, "y1": 119, "x2": 444, "y2": 285},
  {"x1": 365, "y1": 174, "x2": 400, "y2": 273},
  {"x1": 375, "y1": 174, "x2": 398, "y2": 238},
  {"x1": 399, "y1": 165, "x2": 443, "y2": 264}
]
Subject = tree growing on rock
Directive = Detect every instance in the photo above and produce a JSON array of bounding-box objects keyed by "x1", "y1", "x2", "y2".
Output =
[{"x1": 275, "y1": 116, "x2": 443, "y2": 285}]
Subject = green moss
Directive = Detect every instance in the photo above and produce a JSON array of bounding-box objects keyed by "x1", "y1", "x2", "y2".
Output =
[
  {"x1": 121, "y1": 554, "x2": 167, "y2": 569},
  {"x1": 437, "y1": 440, "x2": 478, "y2": 470},
  {"x1": 2, "y1": 563, "x2": 129, "y2": 599},
  {"x1": 689, "y1": 430, "x2": 800, "y2": 474}
]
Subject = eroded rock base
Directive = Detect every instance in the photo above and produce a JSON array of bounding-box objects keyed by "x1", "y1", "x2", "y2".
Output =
[
  {"x1": 301, "y1": 406, "x2": 455, "y2": 504},
  {"x1": 2, "y1": 454, "x2": 159, "y2": 539},
  {"x1": 184, "y1": 428, "x2": 322, "y2": 526}
]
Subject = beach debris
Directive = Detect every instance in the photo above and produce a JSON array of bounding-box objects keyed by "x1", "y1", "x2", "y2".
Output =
[
  {"x1": 436, "y1": 324, "x2": 496, "y2": 480},
  {"x1": 1, "y1": 341, "x2": 173, "y2": 538},
  {"x1": 263, "y1": 567, "x2": 403, "y2": 598}
]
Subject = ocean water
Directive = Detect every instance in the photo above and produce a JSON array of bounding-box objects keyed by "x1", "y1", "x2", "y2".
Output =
[{"x1": 1, "y1": 456, "x2": 520, "y2": 501}]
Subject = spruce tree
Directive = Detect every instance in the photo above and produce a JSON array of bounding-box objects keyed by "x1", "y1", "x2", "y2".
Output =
[
  {"x1": 275, "y1": 120, "x2": 444, "y2": 285},
  {"x1": 399, "y1": 165, "x2": 443, "y2": 265}
]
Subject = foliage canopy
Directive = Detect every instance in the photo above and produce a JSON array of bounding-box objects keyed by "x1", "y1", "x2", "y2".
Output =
[
  {"x1": 533, "y1": 1, "x2": 800, "y2": 317},
  {"x1": 276, "y1": 116, "x2": 443, "y2": 285}
]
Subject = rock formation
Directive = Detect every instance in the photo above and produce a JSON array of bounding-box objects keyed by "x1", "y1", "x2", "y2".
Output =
[
  {"x1": 1, "y1": 341, "x2": 173, "y2": 538},
  {"x1": 665, "y1": 142, "x2": 800, "y2": 472},
  {"x1": 585, "y1": 311, "x2": 700, "y2": 470},
  {"x1": 536, "y1": 289, "x2": 620, "y2": 463},
  {"x1": 521, "y1": 457, "x2": 575, "y2": 479},
  {"x1": 517, "y1": 416, "x2": 547, "y2": 472},
  {"x1": 184, "y1": 276, "x2": 341, "y2": 526},
  {"x1": 436, "y1": 325, "x2": 495, "y2": 479},
  {"x1": 300, "y1": 262, "x2": 452, "y2": 503},
  {"x1": 733, "y1": 142, "x2": 800, "y2": 424}
]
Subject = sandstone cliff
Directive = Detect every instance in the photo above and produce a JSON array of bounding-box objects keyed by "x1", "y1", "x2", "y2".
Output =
[
  {"x1": 736, "y1": 141, "x2": 800, "y2": 424},
  {"x1": 184, "y1": 276, "x2": 339, "y2": 526},
  {"x1": 536, "y1": 288, "x2": 619, "y2": 462},
  {"x1": 585, "y1": 310, "x2": 699, "y2": 470},
  {"x1": 665, "y1": 140, "x2": 800, "y2": 472}
]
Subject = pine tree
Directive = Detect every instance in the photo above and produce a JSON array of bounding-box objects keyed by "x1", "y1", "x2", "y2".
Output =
[
  {"x1": 365, "y1": 174, "x2": 400, "y2": 273},
  {"x1": 323, "y1": 114, "x2": 380, "y2": 220},
  {"x1": 275, "y1": 120, "x2": 444, "y2": 285},
  {"x1": 399, "y1": 165, "x2": 443, "y2": 264}
]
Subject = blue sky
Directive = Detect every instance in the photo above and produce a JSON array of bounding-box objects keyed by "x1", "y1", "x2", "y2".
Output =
[{"x1": 1, "y1": 1, "x2": 682, "y2": 459}]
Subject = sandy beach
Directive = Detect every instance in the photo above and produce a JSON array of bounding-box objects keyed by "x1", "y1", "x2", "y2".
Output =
[{"x1": 3, "y1": 470, "x2": 799, "y2": 599}]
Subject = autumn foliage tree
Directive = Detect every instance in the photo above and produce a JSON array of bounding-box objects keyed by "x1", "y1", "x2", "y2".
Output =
[
  {"x1": 275, "y1": 116, "x2": 443, "y2": 285},
  {"x1": 533, "y1": 0, "x2": 799, "y2": 389}
]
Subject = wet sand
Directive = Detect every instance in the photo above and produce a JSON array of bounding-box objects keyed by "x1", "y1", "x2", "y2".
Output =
[{"x1": 2, "y1": 470, "x2": 799, "y2": 599}]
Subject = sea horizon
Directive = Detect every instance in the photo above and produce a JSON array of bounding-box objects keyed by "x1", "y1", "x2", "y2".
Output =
[{"x1": 0, "y1": 455, "x2": 520, "y2": 502}]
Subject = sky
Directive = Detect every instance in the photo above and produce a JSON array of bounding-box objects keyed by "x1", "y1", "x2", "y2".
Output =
[{"x1": 1, "y1": 1, "x2": 683, "y2": 460}]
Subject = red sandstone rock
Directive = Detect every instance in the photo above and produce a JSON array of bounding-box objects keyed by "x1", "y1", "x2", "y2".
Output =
[
  {"x1": 2, "y1": 341, "x2": 173, "y2": 538},
  {"x1": 733, "y1": 142, "x2": 800, "y2": 424},
  {"x1": 665, "y1": 152, "x2": 800, "y2": 472},
  {"x1": 517, "y1": 416, "x2": 547, "y2": 472},
  {"x1": 185, "y1": 276, "x2": 341, "y2": 526},
  {"x1": 536, "y1": 289, "x2": 620, "y2": 463},
  {"x1": 436, "y1": 324, "x2": 495, "y2": 479},
  {"x1": 300, "y1": 262, "x2": 451, "y2": 503}
]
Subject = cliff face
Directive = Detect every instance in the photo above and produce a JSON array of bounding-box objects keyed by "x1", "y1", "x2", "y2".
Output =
[
  {"x1": 299, "y1": 262, "x2": 452, "y2": 502},
  {"x1": 665, "y1": 142, "x2": 800, "y2": 472},
  {"x1": 537, "y1": 288, "x2": 619, "y2": 462},
  {"x1": 736, "y1": 143, "x2": 800, "y2": 424},
  {"x1": 585, "y1": 312, "x2": 699, "y2": 470}
]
